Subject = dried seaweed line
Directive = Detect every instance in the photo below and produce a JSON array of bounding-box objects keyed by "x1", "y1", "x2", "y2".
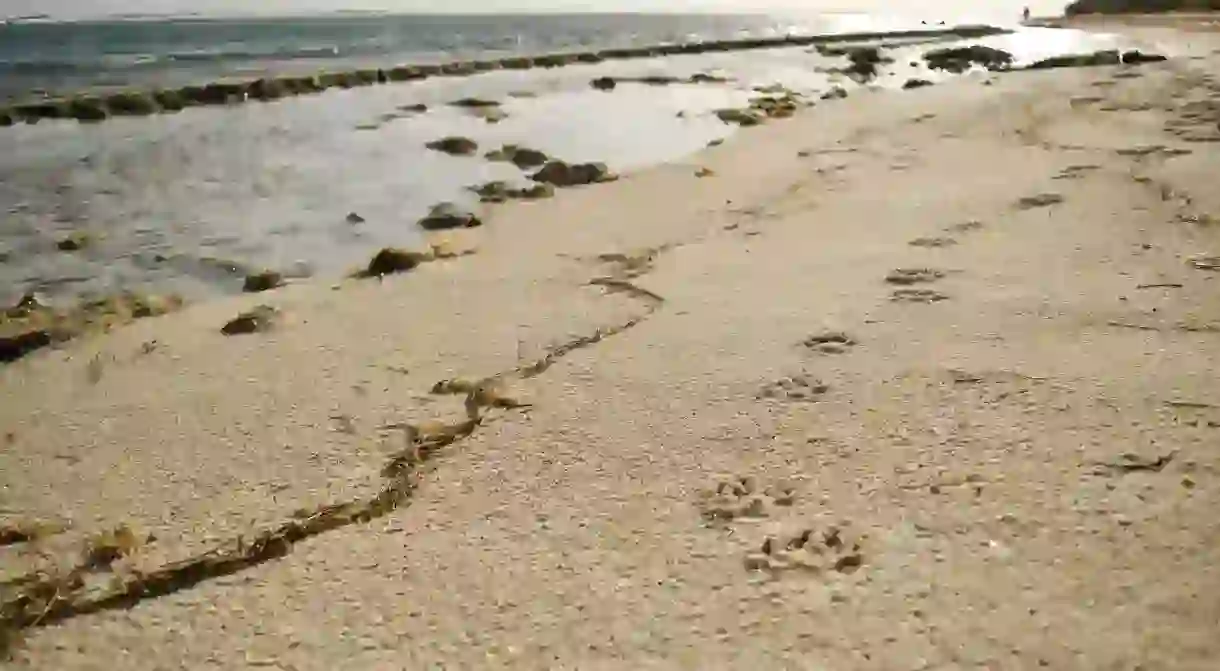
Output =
[{"x1": 1, "y1": 282, "x2": 668, "y2": 654}]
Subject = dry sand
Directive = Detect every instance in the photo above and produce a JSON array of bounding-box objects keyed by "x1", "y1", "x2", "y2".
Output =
[{"x1": 3, "y1": 18, "x2": 1220, "y2": 670}]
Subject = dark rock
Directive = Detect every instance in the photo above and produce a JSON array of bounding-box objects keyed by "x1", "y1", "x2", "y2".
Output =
[
  {"x1": 625, "y1": 75, "x2": 682, "y2": 86},
  {"x1": 821, "y1": 86, "x2": 848, "y2": 101},
  {"x1": 500, "y1": 57, "x2": 534, "y2": 70},
  {"x1": 418, "y1": 202, "x2": 482, "y2": 230},
  {"x1": 844, "y1": 47, "x2": 892, "y2": 80},
  {"x1": 221, "y1": 305, "x2": 279, "y2": 335},
  {"x1": 0, "y1": 109, "x2": 13, "y2": 127},
  {"x1": 104, "y1": 92, "x2": 160, "y2": 116},
  {"x1": 449, "y1": 97, "x2": 500, "y2": 109},
  {"x1": 281, "y1": 76, "x2": 322, "y2": 94},
  {"x1": 511, "y1": 182, "x2": 554, "y2": 200},
  {"x1": 1026, "y1": 50, "x2": 1120, "y2": 70},
  {"x1": 1121, "y1": 50, "x2": 1167, "y2": 65},
  {"x1": 242, "y1": 271, "x2": 285, "y2": 293},
  {"x1": 365, "y1": 247, "x2": 430, "y2": 276},
  {"x1": 715, "y1": 108, "x2": 764, "y2": 126},
  {"x1": 591, "y1": 76, "x2": 617, "y2": 91},
  {"x1": 398, "y1": 103, "x2": 428, "y2": 113},
  {"x1": 534, "y1": 54, "x2": 576, "y2": 67},
  {"x1": 484, "y1": 144, "x2": 550, "y2": 169},
  {"x1": 532, "y1": 160, "x2": 614, "y2": 187},
  {"x1": 470, "y1": 60, "x2": 501, "y2": 71},
  {"x1": 346, "y1": 212, "x2": 366, "y2": 224},
  {"x1": 68, "y1": 97, "x2": 109, "y2": 122},
  {"x1": 319, "y1": 72, "x2": 361, "y2": 89},
  {"x1": 470, "y1": 181, "x2": 510, "y2": 203},
  {"x1": 387, "y1": 66, "x2": 427, "y2": 82},
  {"x1": 575, "y1": 52, "x2": 604, "y2": 63},
  {"x1": 689, "y1": 73, "x2": 729, "y2": 83},
  {"x1": 248, "y1": 78, "x2": 289, "y2": 101},
  {"x1": 440, "y1": 62, "x2": 477, "y2": 76},
  {"x1": 903, "y1": 78, "x2": 934, "y2": 90},
  {"x1": 152, "y1": 89, "x2": 188, "y2": 111},
  {"x1": 749, "y1": 94, "x2": 801, "y2": 118},
  {"x1": 15, "y1": 101, "x2": 68, "y2": 121},
  {"x1": 3, "y1": 292, "x2": 181, "y2": 363},
  {"x1": 354, "y1": 69, "x2": 381, "y2": 85},
  {"x1": 425, "y1": 136, "x2": 479, "y2": 156},
  {"x1": 924, "y1": 45, "x2": 1014, "y2": 73},
  {"x1": 182, "y1": 82, "x2": 246, "y2": 105},
  {"x1": 56, "y1": 232, "x2": 91, "y2": 251}
]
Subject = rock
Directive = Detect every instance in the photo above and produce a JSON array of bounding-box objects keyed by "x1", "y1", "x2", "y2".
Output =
[
  {"x1": 418, "y1": 202, "x2": 483, "y2": 230},
  {"x1": 248, "y1": 78, "x2": 290, "y2": 101},
  {"x1": 221, "y1": 305, "x2": 279, "y2": 335},
  {"x1": 181, "y1": 82, "x2": 246, "y2": 105},
  {"x1": 696, "y1": 167, "x2": 715, "y2": 178},
  {"x1": 821, "y1": 86, "x2": 848, "y2": 100},
  {"x1": 281, "y1": 76, "x2": 322, "y2": 94},
  {"x1": 1026, "y1": 50, "x2": 1120, "y2": 70},
  {"x1": 749, "y1": 94, "x2": 801, "y2": 118},
  {"x1": 354, "y1": 69, "x2": 382, "y2": 85},
  {"x1": 2, "y1": 292, "x2": 181, "y2": 363},
  {"x1": 104, "y1": 91, "x2": 160, "y2": 116},
  {"x1": 56, "y1": 231, "x2": 91, "y2": 251},
  {"x1": 575, "y1": 52, "x2": 605, "y2": 64},
  {"x1": 470, "y1": 181, "x2": 510, "y2": 203},
  {"x1": 591, "y1": 76, "x2": 617, "y2": 91},
  {"x1": 387, "y1": 66, "x2": 427, "y2": 82},
  {"x1": 346, "y1": 212, "x2": 366, "y2": 224},
  {"x1": 844, "y1": 47, "x2": 891, "y2": 80},
  {"x1": 319, "y1": 72, "x2": 361, "y2": 89},
  {"x1": 625, "y1": 75, "x2": 681, "y2": 86},
  {"x1": 425, "y1": 136, "x2": 479, "y2": 156},
  {"x1": 510, "y1": 182, "x2": 555, "y2": 200},
  {"x1": 715, "y1": 108, "x2": 764, "y2": 126},
  {"x1": 365, "y1": 247, "x2": 431, "y2": 276},
  {"x1": 689, "y1": 73, "x2": 729, "y2": 83},
  {"x1": 531, "y1": 160, "x2": 614, "y2": 187},
  {"x1": 153, "y1": 89, "x2": 188, "y2": 111},
  {"x1": 440, "y1": 62, "x2": 477, "y2": 76},
  {"x1": 484, "y1": 145, "x2": 550, "y2": 169},
  {"x1": 500, "y1": 57, "x2": 534, "y2": 70},
  {"x1": 449, "y1": 97, "x2": 500, "y2": 109},
  {"x1": 68, "y1": 97, "x2": 109, "y2": 122},
  {"x1": 1121, "y1": 50, "x2": 1167, "y2": 65},
  {"x1": 471, "y1": 107, "x2": 508, "y2": 123},
  {"x1": 923, "y1": 45, "x2": 1014, "y2": 73},
  {"x1": 242, "y1": 270, "x2": 285, "y2": 293},
  {"x1": 707, "y1": 138, "x2": 724, "y2": 147},
  {"x1": 534, "y1": 54, "x2": 576, "y2": 67},
  {"x1": 903, "y1": 78, "x2": 934, "y2": 90},
  {"x1": 14, "y1": 101, "x2": 67, "y2": 122}
]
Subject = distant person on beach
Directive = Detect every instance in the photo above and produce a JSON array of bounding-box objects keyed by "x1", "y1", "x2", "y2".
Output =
[{"x1": 1023, "y1": 7, "x2": 1031, "y2": 22}]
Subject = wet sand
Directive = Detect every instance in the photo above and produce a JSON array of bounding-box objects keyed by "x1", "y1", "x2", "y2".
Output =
[{"x1": 3, "y1": 17, "x2": 1220, "y2": 670}]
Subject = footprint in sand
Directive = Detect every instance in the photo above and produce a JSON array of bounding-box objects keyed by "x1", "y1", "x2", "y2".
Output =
[
  {"x1": 885, "y1": 268, "x2": 945, "y2": 285},
  {"x1": 801, "y1": 332, "x2": 857, "y2": 355},
  {"x1": 1015, "y1": 193, "x2": 1064, "y2": 210},
  {"x1": 944, "y1": 220, "x2": 984, "y2": 234},
  {"x1": 697, "y1": 475, "x2": 797, "y2": 524},
  {"x1": 890, "y1": 288, "x2": 950, "y2": 303},
  {"x1": 759, "y1": 375, "x2": 829, "y2": 402},
  {"x1": 743, "y1": 525, "x2": 865, "y2": 576},
  {"x1": 908, "y1": 236, "x2": 958, "y2": 248}
]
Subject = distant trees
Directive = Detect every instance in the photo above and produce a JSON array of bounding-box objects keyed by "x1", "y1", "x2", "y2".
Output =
[{"x1": 1065, "y1": 0, "x2": 1220, "y2": 14}]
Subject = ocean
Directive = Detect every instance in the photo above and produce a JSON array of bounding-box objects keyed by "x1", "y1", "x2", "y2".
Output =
[{"x1": 0, "y1": 13, "x2": 1139, "y2": 305}]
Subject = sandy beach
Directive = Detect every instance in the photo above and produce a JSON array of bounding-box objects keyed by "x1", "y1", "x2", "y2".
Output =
[{"x1": 3, "y1": 14, "x2": 1220, "y2": 669}]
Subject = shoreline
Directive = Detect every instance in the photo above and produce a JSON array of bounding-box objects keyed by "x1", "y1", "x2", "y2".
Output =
[
  {"x1": 3, "y1": 15, "x2": 1220, "y2": 668},
  {"x1": 0, "y1": 25, "x2": 1011, "y2": 125}
]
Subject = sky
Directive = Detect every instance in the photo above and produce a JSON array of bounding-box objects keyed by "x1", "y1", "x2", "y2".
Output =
[{"x1": 1, "y1": 0, "x2": 1071, "y2": 21}]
